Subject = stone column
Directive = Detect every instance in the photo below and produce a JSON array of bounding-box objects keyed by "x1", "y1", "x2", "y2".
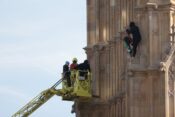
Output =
[
  {"x1": 89, "y1": 45, "x2": 100, "y2": 96},
  {"x1": 147, "y1": 4, "x2": 160, "y2": 67},
  {"x1": 87, "y1": 0, "x2": 97, "y2": 46}
]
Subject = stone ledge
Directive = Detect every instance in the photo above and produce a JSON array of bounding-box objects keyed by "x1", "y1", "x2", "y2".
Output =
[
  {"x1": 108, "y1": 92, "x2": 126, "y2": 104},
  {"x1": 127, "y1": 64, "x2": 161, "y2": 77}
]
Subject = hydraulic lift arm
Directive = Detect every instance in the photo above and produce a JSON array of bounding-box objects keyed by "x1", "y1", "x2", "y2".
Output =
[
  {"x1": 12, "y1": 78, "x2": 63, "y2": 117},
  {"x1": 12, "y1": 71, "x2": 92, "y2": 117}
]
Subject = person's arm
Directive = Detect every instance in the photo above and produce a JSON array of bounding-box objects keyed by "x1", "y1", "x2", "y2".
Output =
[{"x1": 129, "y1": 34, "x2": 133, "y2": 40}]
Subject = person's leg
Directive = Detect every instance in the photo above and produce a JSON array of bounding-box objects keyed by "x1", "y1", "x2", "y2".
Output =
[
  {"x1": 66, "y1": 72, "x2": 71, "y2": 87},
  {"x1": 124, "y1": 38, "x2": 132, "y2": 52},
  {"x1": 132, "y1": 41, "x2": 139, "y2": 57}
]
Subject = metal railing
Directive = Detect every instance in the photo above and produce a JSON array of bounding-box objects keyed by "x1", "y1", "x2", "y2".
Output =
[{"x1": 12, "y1": 78, "x2": 63, "y2": 117}]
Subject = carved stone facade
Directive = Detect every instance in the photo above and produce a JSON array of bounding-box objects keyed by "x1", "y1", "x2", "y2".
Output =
[{"x1": 75, "y1": 0, "x2": 175, "y2": 117}]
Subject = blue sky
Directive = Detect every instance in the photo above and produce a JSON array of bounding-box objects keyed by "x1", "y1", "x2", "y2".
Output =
[{"x1": 0, "y1": 0, "x2": 86, "y2": 117}]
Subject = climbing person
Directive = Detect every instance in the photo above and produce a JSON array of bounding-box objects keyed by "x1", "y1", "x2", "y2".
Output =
[
  {"x1": 70, "y1": 58, "x2": 78, "y2": 70},
  {"x1": 70, "y1": 58, "x2": 78, "y2": 84},
  {"x1": 129, "y1": 22, "x2": 142, "y2": 57},
  {"x1": 63, "y1": 61, "x2": 71, "y2": 87},
  {"x1": 123, "y1": 29, "x2": 133, "y2": 56}
]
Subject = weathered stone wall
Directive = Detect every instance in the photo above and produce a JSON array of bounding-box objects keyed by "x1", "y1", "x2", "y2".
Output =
[{"x1": 76, "y1": 0, "x2": 175, "y2": 117}]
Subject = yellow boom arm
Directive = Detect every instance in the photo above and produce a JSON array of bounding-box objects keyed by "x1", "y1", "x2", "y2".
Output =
[{"x1": 12, "y1": 79, "x2": 63, "y2": 117}]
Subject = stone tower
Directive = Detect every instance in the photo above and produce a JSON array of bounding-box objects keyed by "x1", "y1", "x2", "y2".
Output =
[{"x1": 75, "y1": 0, "x2": 175, "y2": 117}]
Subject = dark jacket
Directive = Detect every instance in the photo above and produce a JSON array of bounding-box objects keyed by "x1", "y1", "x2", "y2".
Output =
[
  {"x1": 130, "y1": 26, "x2": 141, "y2": 42},
  {"x1": 63, "y1": 64, "x2": 69, "y2": 73},
  {"x1": 77, "y1": 60, "x2": 91, "y2": 72}
]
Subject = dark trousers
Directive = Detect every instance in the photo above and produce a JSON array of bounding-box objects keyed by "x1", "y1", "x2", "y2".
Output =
[
  {"x1": 64, "y1": 72, "x2": 71, "y2": 87},
  {"x1": 132, "y1": 40, "x2": 140, "y2": 57}
]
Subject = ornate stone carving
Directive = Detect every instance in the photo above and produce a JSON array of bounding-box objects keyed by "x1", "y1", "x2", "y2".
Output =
[
  {"x1": 160, "y1": 24, "x2": 175, "y2": 72},
  {"x1": 168, "y1": 57, "x2": 175, "y2": 97},
  {"x1": 160, "y1": 62, "x2": 166, "y2": 71}
]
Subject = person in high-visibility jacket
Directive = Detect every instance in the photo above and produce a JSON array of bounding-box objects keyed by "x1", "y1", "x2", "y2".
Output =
[
  {"x1": 70, "y1": 58, "x2": 78, "y2": 70},
  {"x1": 70, "y1": 58, "x2": 78, "y2": 85}
]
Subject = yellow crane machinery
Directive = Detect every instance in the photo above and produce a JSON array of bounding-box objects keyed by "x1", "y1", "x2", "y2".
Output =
[{"x1": 12, "y1": 70, "x2": 92, "y2": 117}]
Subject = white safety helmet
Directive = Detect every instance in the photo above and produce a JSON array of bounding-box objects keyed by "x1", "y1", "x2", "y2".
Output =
[{"x1": 72, "y1": 58, "x2": 78, "y2": 62}]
